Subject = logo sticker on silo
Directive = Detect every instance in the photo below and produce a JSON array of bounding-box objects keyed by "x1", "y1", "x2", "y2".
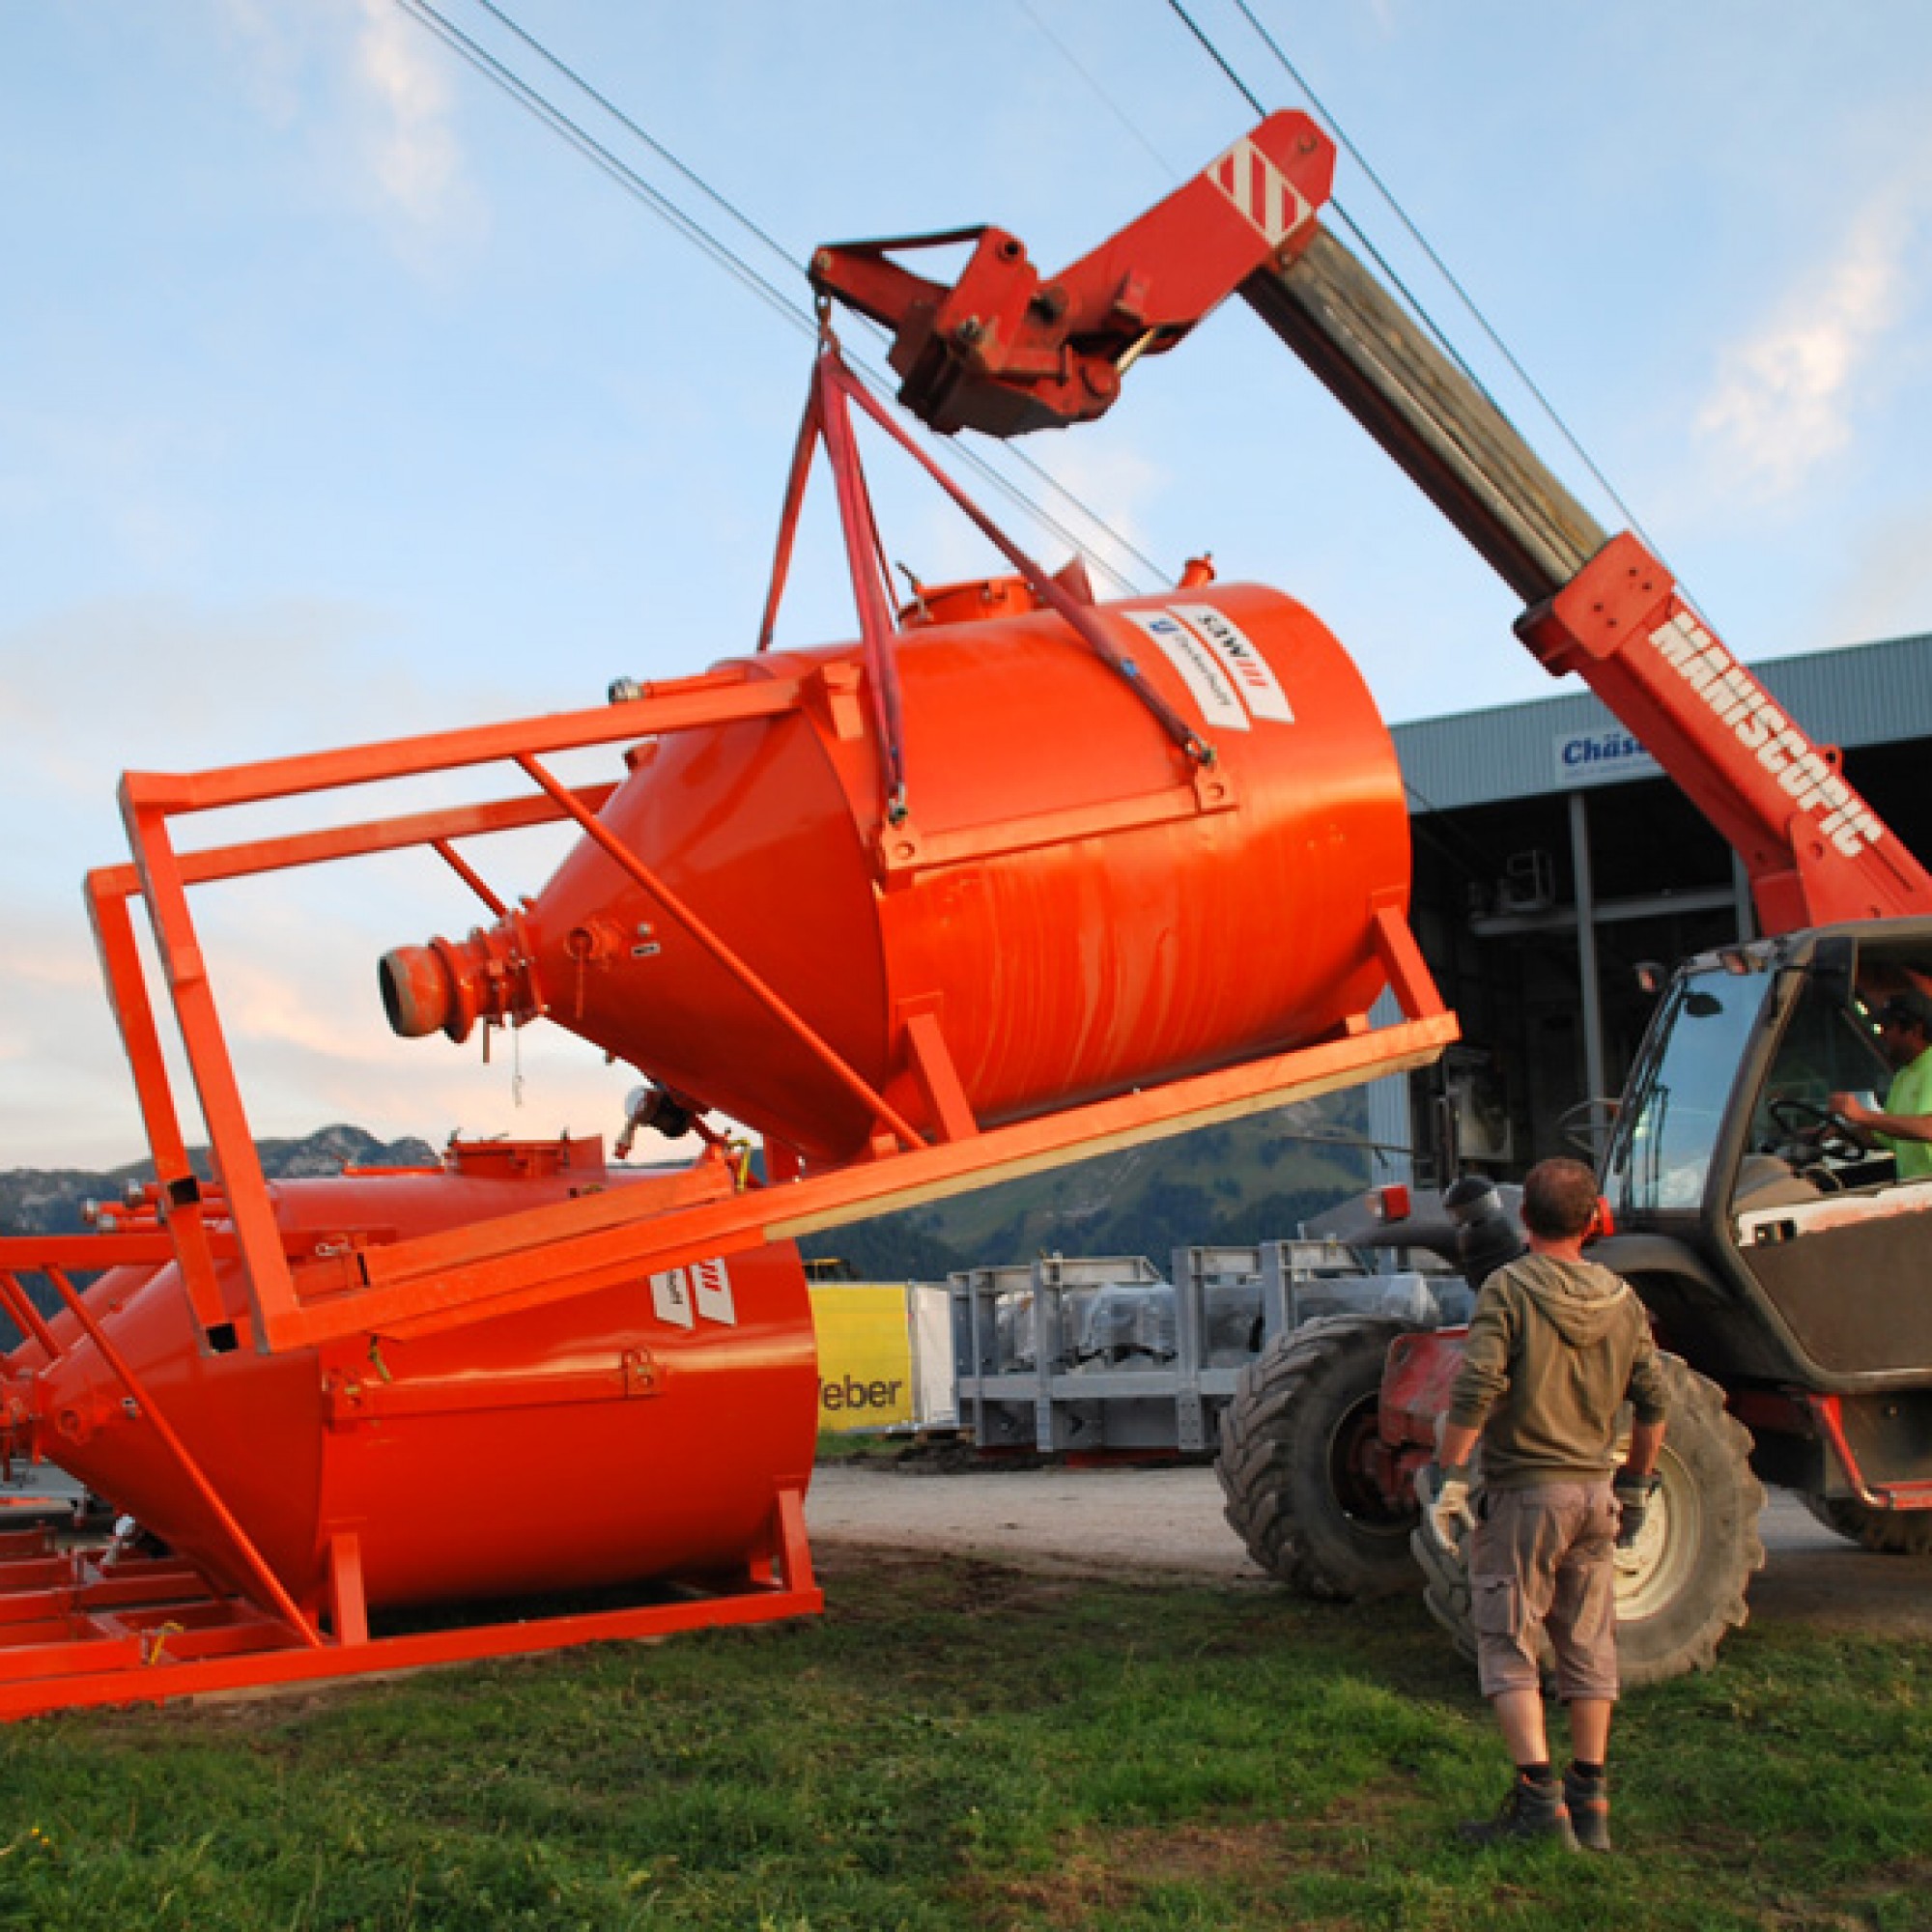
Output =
[
  {"x1": 650, "y1": 1267, "x2": 696, "y2": 1330},
  {"x1": 691, "y1": 1257, "x2": 738, "y2": 1326},
  {"x1": 650, "y1": 1258, "x2": 736, "y2": 1328},
  {"x1": 1169, "y1": 605, "x2": 1294, "y2": 723},
  {"x1": 1123, "y1": 610, "x2": 1249, "y2": 731}
]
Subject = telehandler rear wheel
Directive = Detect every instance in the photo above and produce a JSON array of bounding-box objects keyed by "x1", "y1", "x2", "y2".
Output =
[
  {"x1": 1410, "y1": 1354, "x2": 1764, "y2": 1688},
  {"x1": 1216, "y1": 1314, "x2": 1420, "y2": 1601},
  {"x1": 1802, "y1": 1493, "x2": 1932, "y2": 1554}
]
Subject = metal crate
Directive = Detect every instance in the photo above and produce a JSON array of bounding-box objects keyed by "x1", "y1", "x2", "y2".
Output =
[{"x1": 951, "y1": 1242, "x2": 1452, "y2": 1455}]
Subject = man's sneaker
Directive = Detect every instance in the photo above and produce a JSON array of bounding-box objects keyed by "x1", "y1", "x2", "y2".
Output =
[
  {"x1": 1458, "y1": 1773, "x2": 1578, "y2": 1849},
  {"x1": 1563, "y1": 1767, "x2": 1611, "y2": 1852}
]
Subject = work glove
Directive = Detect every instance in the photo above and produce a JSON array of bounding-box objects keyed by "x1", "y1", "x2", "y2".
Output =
[
  {"x1": 1613, "y1": 1469, "x2": 1661, "y2": 1549},
  {"x1": 1426, "y1": 1464, "x2": 1475, "y2": 1552}
]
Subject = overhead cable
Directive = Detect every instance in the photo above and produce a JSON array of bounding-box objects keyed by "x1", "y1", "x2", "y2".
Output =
[
  {"x1": 1009, "y1": 0, "x2": 1179, "y2": 180},
  {"x1": 468, "y1": 0, "x2": 810, "y2": 290},
  {"x1": 466, "y1": 0, "x2": 1173, "y2": 589},
  {"x1": 1157, "y1": 1, "x2": 1521, "y2": 424},
  {"x1": 1225, "y1": 0, "x2": 1657, "y2": 549},
  {"x1": 1164, "y1": 0, "x2": 1656, "y2": 554},
  {"x1": 396, "y1": 0, "x2": 809, "y2": 335},
  {"x1": 393, "y1": 0, "x2": 1162, "y2": 595}
]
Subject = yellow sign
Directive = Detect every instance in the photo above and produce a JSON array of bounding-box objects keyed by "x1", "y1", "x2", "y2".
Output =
[{"x1": 810, "y1": 1284, "x2": 915, "y2": 1431}]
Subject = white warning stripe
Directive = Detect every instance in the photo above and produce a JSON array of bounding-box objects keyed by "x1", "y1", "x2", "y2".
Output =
[{"x1": 1209, "y1": 136, "x2": 1309, "y2": 246}]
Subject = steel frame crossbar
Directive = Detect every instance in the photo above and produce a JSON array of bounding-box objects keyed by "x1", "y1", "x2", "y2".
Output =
[
  {"x1": 295, "y1": 1007, "x2": 1458, "y2": 1353},
  {"x1": 1807, "y1": 1394, "x2": 1932, "y2": 1513},
  {"x1": 0, "y1": 1580, "x2": 825, "y2": 1721},
  {"x1": 0, "y1": 1498, "x2": 820, "y2": 1720}
]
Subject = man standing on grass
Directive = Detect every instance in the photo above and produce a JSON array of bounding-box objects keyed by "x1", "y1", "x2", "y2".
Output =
[{"x1": 1427, "y1": 1156, "x2": 1669, "y2": 1853}]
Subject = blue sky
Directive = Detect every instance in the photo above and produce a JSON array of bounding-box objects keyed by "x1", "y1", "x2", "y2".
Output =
[{"x1": 4, "y1": 0, "x2": 1931, "y2": 1167}]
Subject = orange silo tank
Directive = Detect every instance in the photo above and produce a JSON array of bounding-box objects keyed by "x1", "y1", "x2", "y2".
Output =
[
  {"x1": 381, "y1": 579, "x2": 1410, "y2": 1165},
  {"x1": 5, "y1": 1144, "x2": 815, "y2": 1620}
]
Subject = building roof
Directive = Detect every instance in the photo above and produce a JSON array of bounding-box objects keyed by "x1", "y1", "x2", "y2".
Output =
[{"x1": 1392, "y1": 629, "x2": 1932, "y2": 813}]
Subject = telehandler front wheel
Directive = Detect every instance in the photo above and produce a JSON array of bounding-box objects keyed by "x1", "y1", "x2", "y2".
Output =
[
  {"x1": 1411, "y1": 1354, "x2": 1765, "y2": 1688},
  {"x1": 1216, "y1": 1314, "x2": 1420, "y2": 1601}
]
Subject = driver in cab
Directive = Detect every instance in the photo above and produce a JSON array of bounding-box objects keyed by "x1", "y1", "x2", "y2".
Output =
[{"x1": 1830, "y1": 988, "x2": 1932, "y2": 1180}]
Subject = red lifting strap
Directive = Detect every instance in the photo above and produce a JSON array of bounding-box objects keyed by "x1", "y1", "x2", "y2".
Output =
[{"x1": 755, "y1": 326, "x2": 1215, "y2": 831}]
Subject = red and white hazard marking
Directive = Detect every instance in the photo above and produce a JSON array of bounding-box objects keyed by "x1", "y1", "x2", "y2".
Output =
[{"x1": 1209, "y1": 135, "x2": 1309, "y2": 246}]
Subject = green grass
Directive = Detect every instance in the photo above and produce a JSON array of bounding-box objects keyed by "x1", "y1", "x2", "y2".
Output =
[
  {"x1": 0, "y1": 1549, "x2": 1925, "y2": 1930},
  {"x1": 812, "y1": 1428, "x2": 906, "y2": 1463}
]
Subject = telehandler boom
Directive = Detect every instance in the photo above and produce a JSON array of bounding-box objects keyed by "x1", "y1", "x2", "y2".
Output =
[{"x1": 810, "y1": 110, "x2": 1932, "y2": 935}]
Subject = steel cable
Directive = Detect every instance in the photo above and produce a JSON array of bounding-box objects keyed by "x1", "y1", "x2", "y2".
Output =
[
  {"x1": 1162, "y1": 0, "x2": 1659, "y2": 554},
  {"x1": 394, "y1": 0, "x2": 1164, "y2": 594}
]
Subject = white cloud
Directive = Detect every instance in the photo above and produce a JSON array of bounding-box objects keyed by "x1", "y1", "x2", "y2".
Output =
[
  {"x1": 196, "y1": 900, "x2": 642, "y2": 1157},
  {"x1": 1695, "y1": 194, "x2": 1915, "y2": 497},
  {"x1": 0, "y1": 594, "x2": 404, "y2": 810},
  {"x1": 0, "y1": 872, "x2": 638, "y2": 1169},
  {"x1": 353, "y1": 0, "x2": 465, "y2": 228},
  {"x1": 212, "y1": 0, "x2": 305, "y2": 124},
  {"x1": 0, "y1": 585, "x2": 609, "y2": 1168},
  {"x1": 213, "y1": 0, "x2": 475, "y2": 242},
  {"x1": 0, "y1": 915, "x2": 148, "y2": 1168},
  {"x1": 1024, "y1": 438, "x2": 1168, "y2": 591}
]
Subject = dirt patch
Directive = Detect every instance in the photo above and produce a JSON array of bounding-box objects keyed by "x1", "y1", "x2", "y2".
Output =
[
  {"x1": 810, "y1": 1463, "x2": 1932, "y2": 1639},
  {"x1": 817, "y1": 1544, "x2": 1104, "y2": 1622},
  {"x1": 955, "y1": 1813, "x2": 1400, "y2": 1931}
]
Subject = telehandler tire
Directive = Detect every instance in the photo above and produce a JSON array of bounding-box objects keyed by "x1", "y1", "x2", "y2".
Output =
[
  {"x1": 1216, "y1": 1314, "x2": 1420, "y2": 1601},
  {"x1": 1802, "y1": 1493, "x2": 1932, "y2": 1554},
  {"x1": 1410, "y1": 1354, "x2": 1764, "y2": 1688}
]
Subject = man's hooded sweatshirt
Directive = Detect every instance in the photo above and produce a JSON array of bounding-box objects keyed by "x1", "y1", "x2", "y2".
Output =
[{"x1": 1447, "y1": 1253, "x2": 1670, "y2": 1489}]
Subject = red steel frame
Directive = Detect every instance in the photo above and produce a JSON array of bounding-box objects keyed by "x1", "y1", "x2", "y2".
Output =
[
  {"x1": 39, "y1": 670, "x2": 1453, "y2": 1363},
  {"x1": 0, "y1": 337, "x2": 1456, "y2": 1710},
  {"x1": 0, "y1": 1503, "x2": 817, "y2": 1721},
  {"x1": 0, "y1": 673, "x2": 1451, "y2": 1712},
  {"x1": 45, "y1": 313, "x2": 1457, "y2": 1366}
]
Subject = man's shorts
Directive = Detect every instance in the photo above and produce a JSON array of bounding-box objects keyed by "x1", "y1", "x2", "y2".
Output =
[{"x1": 1468, "y1": 1481, "x2": 1620, "y2": 1702}]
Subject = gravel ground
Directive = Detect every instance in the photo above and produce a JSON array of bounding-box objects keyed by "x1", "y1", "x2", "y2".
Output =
[{"x1": 807, "y1": 1461, "x2": 1932, "y2": 1636}]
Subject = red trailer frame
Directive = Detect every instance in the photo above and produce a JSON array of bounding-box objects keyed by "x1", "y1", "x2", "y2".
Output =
[
  {"x1": 0, "y1": 673, "x2": 1449, "y2": 1714},
  {"x1": 0, "y1": 338, "x2": 1455, "y2": 1715}
]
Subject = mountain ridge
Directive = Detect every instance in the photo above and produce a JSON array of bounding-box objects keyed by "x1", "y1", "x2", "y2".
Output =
[
  {"x1": 2, "y1": 1101, "x2": 1382, "y2": 1279},
  {"x1": 0, "y1": 1123, "x2": 440, "y2": 1237}
]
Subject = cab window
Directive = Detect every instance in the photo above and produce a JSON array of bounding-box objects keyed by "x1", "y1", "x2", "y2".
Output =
[
  {"x1": 1606, "y1": 970, "x2": 1763, "y2": 1214},
  {"x1": 1751, "y1": 976, "x2": 1890, "y2": 1143}
]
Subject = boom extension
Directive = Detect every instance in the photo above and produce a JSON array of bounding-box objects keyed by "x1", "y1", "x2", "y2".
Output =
[
  {"x1": 811, "y1": 113, "x2": 1932, "y2": 933},
  {"x1": 810, "y1": 114, "x2": 1334, "y2": 438}
]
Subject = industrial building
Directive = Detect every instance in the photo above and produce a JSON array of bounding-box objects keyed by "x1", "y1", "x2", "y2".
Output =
[{"x1": 1381, "y1": 628, "x2": 1932, "y2": 1176}]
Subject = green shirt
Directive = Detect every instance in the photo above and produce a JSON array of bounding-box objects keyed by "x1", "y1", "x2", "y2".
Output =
[{"x1": 1880, "y1": 1046, "x2": 1932, "y2": 1180}]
